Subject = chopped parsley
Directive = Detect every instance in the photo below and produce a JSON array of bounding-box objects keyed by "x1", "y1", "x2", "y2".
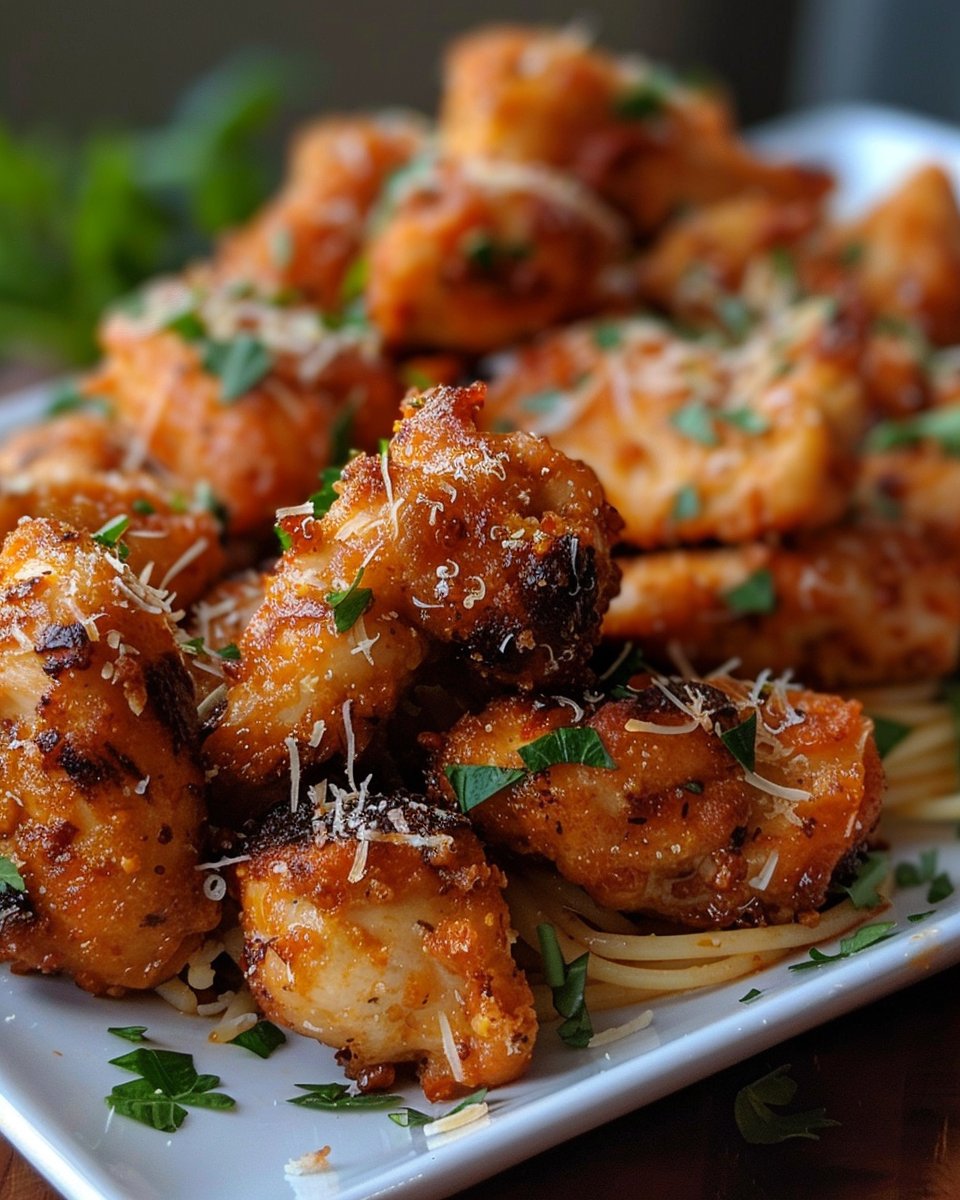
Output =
[
  {"x1": 274, "y1": 524, "x2": 293, "y2": 552},
  {"x1": 537, "y1": 923, "x2": 593, "y2": 1048},
  {"x1": 164, "y1": 309, "x2": 206, "y2": 342},
  {"x1": 614, "y1": 81, "x2": 667, "y2": 121},
  {"x1": 838, "y1": 852, "x2": 888, "y2": 910},
  {"x1": 723, "y1": 568, "x2": 776, "y2": 616},
  {"x1": 340, "y1": 256, "x2": 369, "y2": 304},
  {"x1": 0, "y1": 856, "x2": 26, "y2": 893},
  {"x1": 325, "y1": 567, "x2": 374, "y2": 633},
  {"x1": 869, "y1": 715, "x2": 912, "y2": 760},
  {"x1": 735, "y1": 1065, "x2": 839, "y2": 1144},
  {"x1": 202, "y1": 334, "x2": 273, "y2": 402},
  {"x1": 787, "y1": 921, "x2": 897, "y2": 971},
  {"x1": 908, "y1": 911, "x2": 935, "y2": 923},
  {"x1": 389, "y1": 1088, "x2": 487, "y2": 1128},
  {"x1": 462, "y1": 230, "x2": 532, "y2": 273},
  {"x1": 521, "y1": 388, "x2": 564, "y2": 415},
  {"x1": 670, "y1": 400, "x2": 717, "y2": 446},
  {"x1": 671, "y1": 484, "x2": 701, "y2": 522},
  {"x1": 108, "y1": 1026, "x2": 149, "y2": 1043},
  {"x1": 518, "y1": 727, "x2": 616, "y2": 773},
  {"x1": 44, "y1": 385, "x2": 113, "y2": 420},
  {"x1": 106, "y1": 1047, "x2": 235, "y2": 1132},
  {"x1": 719, "y1": 407, "x2": 770, "y2": 435},
  {"x1": 288, "y1": 1082, "x2": 402, "y2": 1111},
  {"x1": 592, "y1": 323, "x2": 623, "y2": 350},
  {"x1": 865, "y1": 406, "x2": 960, "y2": 456},
  {"x1": 309, "y1": 466, "x2": 342, "y2": 519},
  {"x1": 444, "y1": 764, "x2": 527, "y2": 814},
  {"x1": 92, "y1": 514, "x2": 131, "y2": 562},
  {"x1": 229, "y1": 1019, "x2": 286, "y2": 1059},
  {"x1": 895, "y1": 849, "x2": 953, "y2": 903},
  {"x1": 719, "y1": 713, "x2": 757, "y2": 773},
  {"x1": 131, "y1": 498, "x2": 156, "y2": 516},
  {"x1": 739, "y1": 988, "x2": 763, "y2": 1004}
]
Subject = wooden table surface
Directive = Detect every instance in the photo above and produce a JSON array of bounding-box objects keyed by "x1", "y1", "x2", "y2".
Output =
[{"x1": 3, "y1": 960, "x2": 958, "y2": 1200}]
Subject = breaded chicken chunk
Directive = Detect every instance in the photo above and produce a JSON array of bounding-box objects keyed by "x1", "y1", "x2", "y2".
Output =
[
  {"x1": 605, "y1": 522, "x2": 960, "y2": 687},
  {"x1": 484, "y1": 298, "x2": 866, "y2": 549},
  {"x1": 0, "y1": 411, "x2": 128, "y2": 478},
  {"x1": 216, "y1": 112, "x2": 428, "y2": 310},
  {"x1": 89, "y1": 277, "x2": 401, "y2": 536},
  {"x1": 434, "y1": 677, "x2": 883, "y2": 928},
  {"x1": 0, "y1": 519, "x2": 219, "y2": 994},
  {"x1": 440, "y1": 26, "x2": 830, "y2": 235},
  {"x1": 240, "y1": 790, "x2": 537, "y2": 1100},
  {"x1": 204, "y1": 383, "x2": 621, "y2": 820},
  {"x1": 182, "y1": 570, "x2": 267, "y2": 703},
  {"x1": 367, "y1": 156, "x2": 627, "y2": 352}
]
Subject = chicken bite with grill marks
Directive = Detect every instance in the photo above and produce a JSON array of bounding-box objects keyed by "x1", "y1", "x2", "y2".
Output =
[
  {"x1": 88, "y1": 277, "x2": 402, "y2": 538},
  {"x1": 239, "y1": 790, "x2": 537, "y2": 1101},
  {"x1": 483, "y1": 298, "x2": 867, "y2": 550},
  {"x1": 439, "y1": 26, "x2": 831, "y2": 236},
  {"x1": 432, "y1": 678, "x2": 883, "y2": 928},
  {"x1": 0, "y1": 518, "x2": 219, "y2": 995},
  {"x1": 203, "y1": 383, "x2": 621, "y2": 822},
  {"x1": 216, "y1": 112, "x2": 428, "y2": 310},
  {"x1": 366, "y1": 155, "x2": 628, "y2": 353}
]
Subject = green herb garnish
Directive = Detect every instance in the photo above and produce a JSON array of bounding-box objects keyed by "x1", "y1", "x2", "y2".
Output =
[
  {"x1": 288, "y1": 1082, "x2": 402, "y2": 1111},
  {"x1": 388, "y1": 1089, "x2": 488, "y2": 1129},
  {"x1": 0, "y1": 856, "x2": 26, "y2": 893},
  {"x1": 44, "y1": 385, "x2": 113, "y2": 420},
  {"x1": 719, "y1": 713, "x2": 757, "y2": 773},
  {"x1": 106, "y1": 1047, "x2": 235, "y2": 1132},
  {"x1": 164, "y1": 309, "x2": 206, "y2": 342},
  {"x1": 839, "y1": 852, "x2": 888, "y2": 910},
  {"x1": 274, "y1": 524, "x2": 293, "y2": 552},
  {"x1": 216, "y1": 643, "x2": 241, "y2": 662},
  {"x1": 735, "y1": 1065, "x2": 839, "y2": 1144},
  {"x1": 739, "y1": 988, "x2": 763, "y2": 1004},
  {"x1": 131, "y1": 498, "x2": 156, "y2": 516},
  {"x1": 310, "y1": 465, "x2": 343, "y2": 519},
  {"x1": 518, "y1": 727, "x2": 616, "y2": 773},
  {"x1": 462, "y1": 231, "x2": 531, "y2": 273},
  {"x1": 444, "y1": 765, "x2": 527, "y2": 814},
  {"x1": 537, "y1": 923, "x2": 593, "y2": 1048},
  {"x1": 717, "y1": 295, "x2": 754, "y2": 340},
  {"x1": 229, "y1": 1019, "x2": 286, "y2": 1059},
  {"x1": 202, "y1": 334, "x2": 273, "y2": 402},
  {"x1": 521, "y1": 388, "x2": 564, "y2": 415},
  {"x1": 870, "y1": 715, "x2": 912, "y2": 760},
  {"x1": 92, "y1": 514, "x2": 131, "y2": 562},
  {"x1": 592, "y1": 323, "x2": 623, "y2": 350},
  {"x1": 719, "y1": 408, "x2": 770, "y2": 435},
  {"x1": 723, "y1": 569, "x2": 776, "y2": 616},
  {"x1": 325, "y1": 567, "x2": 373, "y2": 634},
  {"x1": 895, "y1": 849, "x2": 953, "y2": 902},
  {"x1": 671, "y1": 484, "x2": 701, "y2": 521},
  {"x1": 108, "y1": 1026, "x2": 148, "y2": 1042},
  {"x1": 908, "y1": 911, "x2": 935, "y2": 923},
  {"x1": 788, "y1": 921, "x2": 897, "y2": 971},
  {"x1": 614, "y1": 82, "x2": 667, "y2": 121},
  {"x1": 340, "y1": 255, "x2": 369, "y2": 304},
  {"x1": 670, "y1": 401, "x2": 717, "y2": 446},
  {"x1": 866, "y1": 406, "x2": 960, "y2": 456}
]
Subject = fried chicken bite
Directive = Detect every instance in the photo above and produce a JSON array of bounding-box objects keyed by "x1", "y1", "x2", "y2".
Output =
[
  {"x1": 0, "y1": 411, "x2": 128, "y2": 477},
  {"x1": 0, "y1": 519, "x2": 219, "y2": 995},
  {"x1": 89, "y1": 277, "x2": 402, "y2": 537},
  {"x1": 439, "y1": 26, "x2": 830, "y2": 236},
  {"x1": 216, "y1": 112, "x2": 428, "y2": 310},
  {"x1": 366, "y1": 156, "x2": 627, "y2": 352},
  {"x1": 204, "y1": 383, "x2": 620, "y2": 820},
  {"x1": 605, "y1": 522, "x2": 960, "y2": 688},
  {"x1": 240, "y1": 790, "x2": 537, "y2": 1100},
  {"x1": 433, "y1": 677, "x2": 883, "y2": 928},
  {"x1": 182, "y1": 570, "x2": 267, "y2": 703},
  {"x1": 483, "y1": 298, "x2": 867, "y2": 549}
]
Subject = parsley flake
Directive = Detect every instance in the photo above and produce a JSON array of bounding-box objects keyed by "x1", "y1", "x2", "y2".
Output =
[
  {"x1": 735, "y1": 1065, "x2": 839, "y2": 1144},
  {"x1": 203, "y1": 335, "x2": 273, "y2": 402},
  {"x1": 340, "y1": 256, "x2": 369, "y2": 304},
  {"x1": 444, "y1": 764, "x2": 527, "y2": 813},
  {"x1": 895, "y1": 849, "x2": 953, "y2": 902},
  {"x1": 44, "y1": 385, "x2": 113, "y2": 420},
  {"x1": 870, "y1": 715, "x2": 912, "y2": 759},
  {"x1": 0, "y1": 856, "x2": 26, "y2": 893},
  {"x1": 839, "y1": 852, "x2": 888, "y2": 909},
  {"x1": 537, "y1": 923, "x2": 593, "y2": 1048},
  {"x1": 274, "y1": 524, "x2": 293, "y2": 552},
  {"x1": 908, "y1": 911, "x2": 935, "y2": 923},
  {"x1": 866, "y1": 406, "x2": 960, "y2": 456},
  {"x1": 720, "y1": 713, "x2": 757, "y2": 772},
  {"x1": 216, "y1": 643, "x2": 241, "y2": 662},
  {"x1": 229, "y1": 1019, "x2": 286, "y2": 1059},
  {"x1": 92, "y1": 514, "x2": 131, "y2": 562},
  {"x1": 131, "y1": 498, "x2": 156, "y2": 516},
  {"x1": 310, "y1": 466, "x2": 343, "y2": 519},
  {"x1": 788, "y1": 921, "x2": 897, "y2": 971},
  {"x1": 326, "y1": 568, "x2": 374, "y2": 634},
  {"x1": 521, "y1": 388, "x2": 564, "y2": 415},
  {"x1": 388, "y1": 1089, "x2": 488, "y2": 1128},
  {"x1": 592, "y1": 323, "x2": 623, "y2": 350},
  {"x1": 106, "y1": 1047, "x2": 235, "y2": 1132},
  {"x1": 670, "y1": 401, "x2": 717, "y2": 446},
  {"x1": 288, "y1": 1082, "x2": 402, "y2": 1111},
  {"x1": 164, "y1": 309, "x2": 206, "y2": 342},
  {"x1": 723, "y1": 569, "x2": 776, "y2": 616},
  {"x1": 518, "y1": 727, "x2": 616, "y2": 773},
  {"x1": 671, "y1": 484, "x2": 701, "y2": 522},
  {"x1": 739, "y1": 988, "x2": 763, "y2": 1004},
  {"x1": 109, "y1": 1026, "x2": 149, "y2": 1042},
  {"x1": 719, "y1": 408, "x2": 770, "y2": 435},
  {"x1": 614, "y1": 81, "x2": 667, "y2": 121}
]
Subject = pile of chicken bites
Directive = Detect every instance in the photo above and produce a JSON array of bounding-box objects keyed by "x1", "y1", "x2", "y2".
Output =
[{"x1": 1, "y1": 24, "x2": 956, "y2": 1099}]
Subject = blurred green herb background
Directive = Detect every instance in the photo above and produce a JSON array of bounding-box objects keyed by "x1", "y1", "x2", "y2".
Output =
[{"x1": 0, "y1": 53, "x2": 300, "y2": 367}]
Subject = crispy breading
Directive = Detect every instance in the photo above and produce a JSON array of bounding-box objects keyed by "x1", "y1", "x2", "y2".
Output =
[
  {"x1": 0, "y1": 413, "x2": 128, "y2": 477},
  {"x1": 433, "y1": 679, "x2": 882, "y2": 927},
  {"x1": 367, "y1": 156, "x2": 627, "y2": 352},
  {"x1": 182, "y1": 570, "x2": 267, "y2": 702},
  {"x1": 0, "y1": 519, "x2": 219, "y2": 994},
  {"x1": 605, "y1": 523, "x2": 960, "y2": 687},
  {"x1": 240, "y1": 792, "x2": 536, "y2": 1101},
  {"x1": 203, "y1": 383, "x2": 621, "y2": 820},
  {"x1": 216, "y1": 113, "x2": 427, "y2": 309},
  {"x1": 439, "y1": 26, "x2": 830, "y2": 235},
  {"x1": 483, "y1": 299, "x2": 867, "y2": 549}
]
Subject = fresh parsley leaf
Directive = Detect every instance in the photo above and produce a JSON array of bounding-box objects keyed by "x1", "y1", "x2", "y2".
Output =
[
  {"x1": 325, "y1": 567, "x2": 373, "y2": 634},
  {"x1": 735, "y1": 1065, "x2": 839, "y2": 1144},
  {"x1": 108, "y1": 1026, "x2": 148, "y2": 1042},
  {"x1": 720, "y1": 713, "x2": 757, "y2": 773},
  {"x1": 388, "y1": 1089, "x2": 488, "y2": 1128},
  {"x1": 788, "y1": 921, "x2": 897, "y2": 971},
  {"x1": 895, "y1": 849, "x2": 939, "y2": 888},
  {"x1": 44, "y1": 385, "x2": 113, "y2": 420},
  {"x1": 462, "y1": 231, "x2": 531, "y2": 273},
  {"x1": 908, "y1": 911, "x2": 935, "y2": 923},
  {"x1": 107, "y1": 1078, "x2": 187, "y2": 1132},
  {"x1": 671, "y1": 484, "x2": 701, "y2": 521},
  {"x1": 215, "y1": 643, "x2": 241, "y2": 662},
  {"x1": 229, "y1": 1019, "x2": 286, "y2": 1059},
  {"x1": 670, "y1": 400, "x2": 717, "y2": 446},
  {"x1": 592, "y1": 323, "x2": 623, "y2": 350},
  {"x1": 163, "y1": 309, "x2": 206, "y2": 342},
  {"x1": 340, "y1": 255, "x2": 369, "y2": 304},
  {"x1": 203, "y1": 334, "x2": 273, "y2": 402},
  {"x1": 288, "y1": 1082, "x2": 402, "y2": 1111},
  {"x1": 870, "y1": 715, "x2": 912, "y2": 760},
  {"x1": 719, "y1": 408, "x2": 770, "y2": 435},
  {"x1": 521, "y1": 388, "x2": 564, "y2": 415},
  {"x1": 928, "y1": 872, "x2": 955, "y2": 903},
  {"x1": 518, "y1": 727, "x2": 616, "y2": 773},
  {"x1": 92, "y1": 514, "x2": 131, "y2": 561},
  {"x1": 739, "y1": 988, "x2": 763, "y2": 1004},
  {"x1": 614, "y1": 82, "x2": 667, "y2": 120},
  {"x1": 537, "y1": 923, "x2": 593, "y2": 1048},
  {"x1": 106, "y1": 1047, "x2": 235, "y2": 1131},
  {"x1": 274, "y1": 524, "x2": 293, "y2": 552},
  {"x1": 682, "y1": 779, "x2": 704, "y2": 794},
  {"x1": 723, "y1": 569, "x2": 776, "y2": 616},
  {"x1": 839, "y1": 852, "x2": 888, "y2": 910},
  {"x1": 0, "y1": 856, "x2": 26, "y2": 893},
  {"x1": 181, "y1": 637, "x2": 206, "y2": 656},
  {"x1": 444, "y1": 764, "x2": 527, "y2": 813},
  {"x1": 131, "y1": 498, "x2": 156, "y2": 516},
  {"x1": 310, "y1": 466, "x2": 342, "y2": 519},
  {"x1": 866, "y1": 406, "x2": 960, "y2": 456}
]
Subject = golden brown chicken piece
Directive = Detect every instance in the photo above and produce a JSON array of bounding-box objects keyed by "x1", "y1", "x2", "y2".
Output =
[
  {"x1": 182, "y1": 570, "x2": 267, "y2": 703},
  {"x1": 483, "y1": 298, "x2": 867, "y2": 549},
  {"x1": 366, "y1": 156, "x2": 627, "y2": 352},
  {"x1": 216, "y1": 112, "x2": 428, "y2": 310},
  {"x1": 439, "y1": 26, "x2": 831, "y2": 235},
  {"x1": 204, "y1": 383, "x2": 621, "y2": 820},
  {"x1": 0, "y1": 412, "x2": 128, "y2": 477},
  {"x1": 637, "y1": 193, "x2": 822, "y2": 326},
  {"x1": 0, "y1": 471, "x2": 226, "y2": 611},
  {"x1": 89, "y1": 277, "x2": 402, "y2": 536},
  {"x1": 433, "y1": 676, "x2": 883, "y2": 928},
  {"x1": 605, "y1": 522, "x2": 960, "y2": 688},
  {"x1": 0, "y1": 518, "x2": 219, "y2": 995},
  {"x1": 240, "y1": 790, "x2": 537, "y2": 1100}
]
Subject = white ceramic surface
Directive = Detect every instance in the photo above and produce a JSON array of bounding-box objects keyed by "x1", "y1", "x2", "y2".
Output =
[{"x1": 3, "y1": 104, "x2": 960, "y2": 1200}]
